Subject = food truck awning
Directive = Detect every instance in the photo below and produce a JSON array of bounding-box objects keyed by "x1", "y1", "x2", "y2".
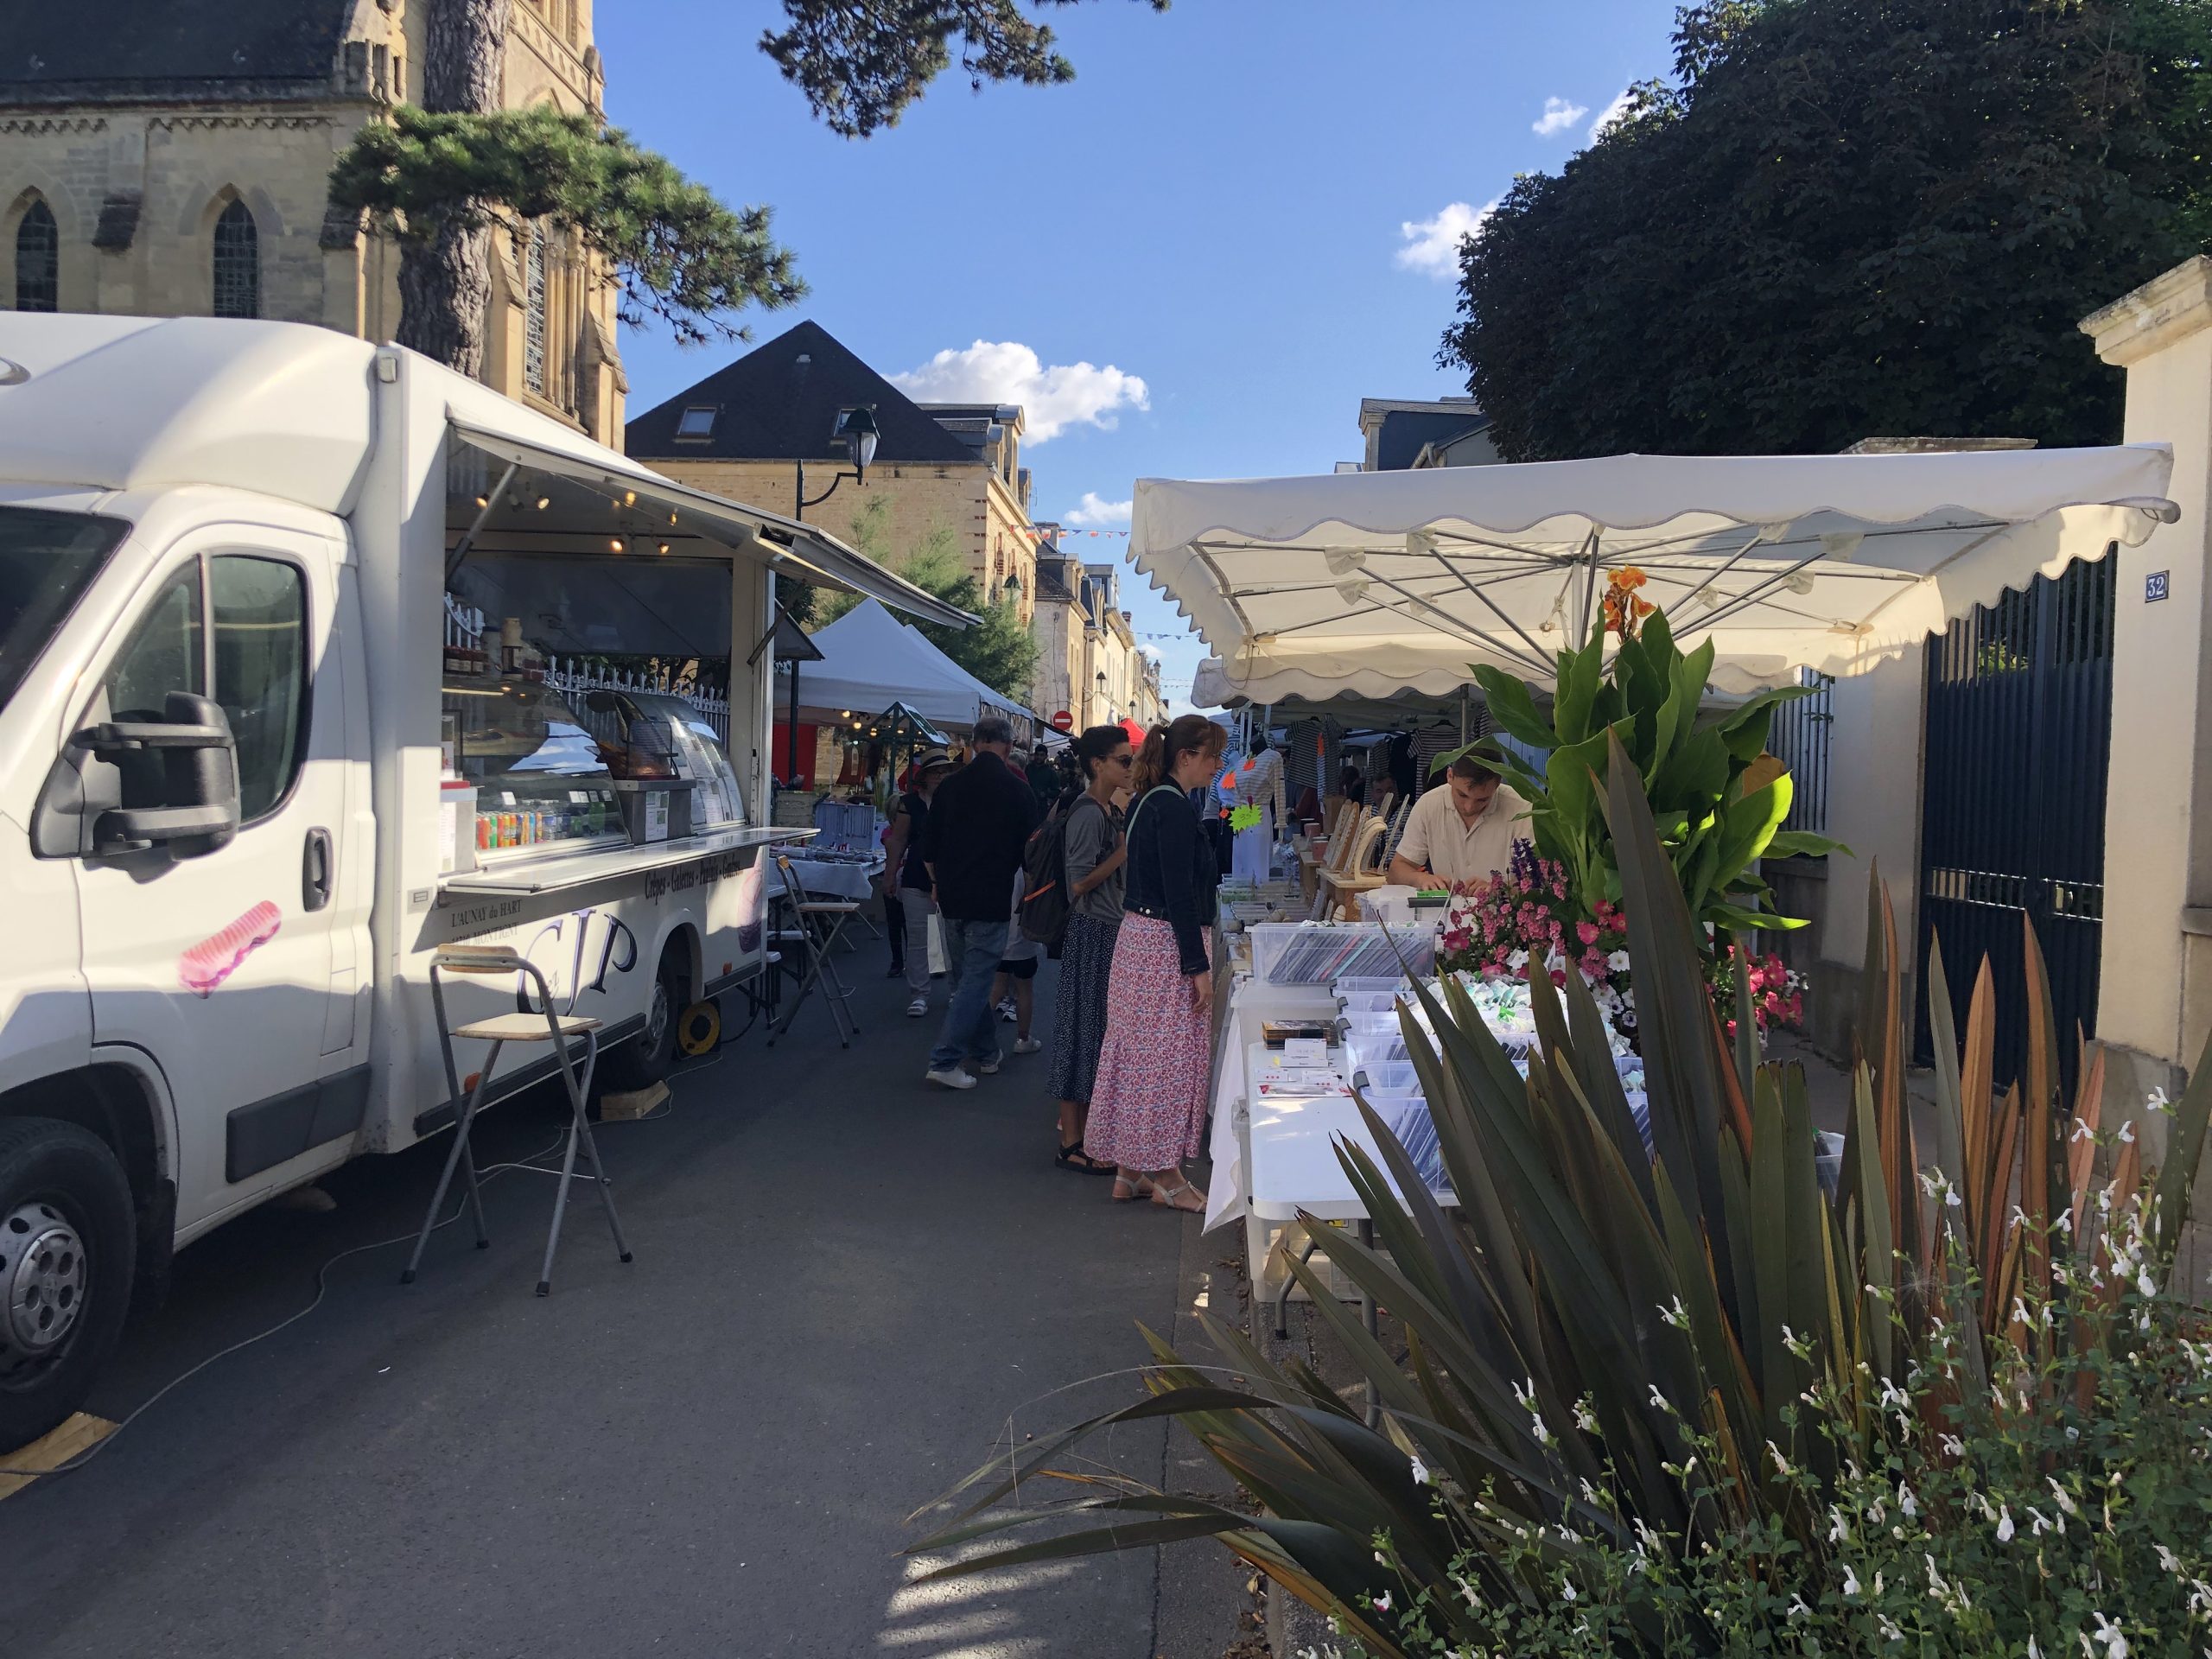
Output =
[
  {"x1": 450, "y1": 420, "x2": 976, "y2": 632},
  {"x1": 1133, "y1": 445, "x2": 2177, "y2": 696}
]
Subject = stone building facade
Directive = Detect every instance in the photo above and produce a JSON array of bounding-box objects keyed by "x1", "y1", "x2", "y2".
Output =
[
  {"x1": 0, "y1": 0, "x2": 626, "y2": 445},
  {"x1": 1027, "y1": 543, "x2": 1161, "y2": 730}
]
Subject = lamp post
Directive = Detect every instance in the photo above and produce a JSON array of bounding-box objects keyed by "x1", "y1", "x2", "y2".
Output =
[
  {"x1": 1095, "y1": 669, "x2": 1109, "y2": 724},
  {"x1": 796, "y1": 405, "x2": 880, "y2": 518}
]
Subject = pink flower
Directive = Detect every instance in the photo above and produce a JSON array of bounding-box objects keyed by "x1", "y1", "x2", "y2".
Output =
[{"x1": 1578, "y1": 921, "x2": 1600, "y2": 946}]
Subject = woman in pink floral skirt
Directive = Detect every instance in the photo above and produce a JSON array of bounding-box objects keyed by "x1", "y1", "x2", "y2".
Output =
[{"x1": 1084, "y1": 715, "x2": 1228, "y2": 1212}]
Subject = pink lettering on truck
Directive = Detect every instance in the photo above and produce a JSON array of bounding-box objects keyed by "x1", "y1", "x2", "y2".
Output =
[{"x1": 177, "y1": 901, "x2": 283, "y2": 998}]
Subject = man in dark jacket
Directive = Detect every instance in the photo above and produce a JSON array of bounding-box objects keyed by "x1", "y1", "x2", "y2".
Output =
[
  {"x1": 920, "y1": 715, "x2": 1039, "y2": 1088},
  {"x1": 1024, "y1": 743, "x2": 1062, "y2": 814}
]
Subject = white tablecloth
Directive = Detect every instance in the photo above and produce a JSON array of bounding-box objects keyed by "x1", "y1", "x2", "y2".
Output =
[
  {"x1": 1203, "y1": 977, "x2": 1448, "y2": 1233},
  {"x1": 781, "y1": 855, "x2": 883, "y2": 901}
]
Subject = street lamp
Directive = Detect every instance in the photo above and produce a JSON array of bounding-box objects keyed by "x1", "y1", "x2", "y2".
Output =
[
  {"x1": 1001, "y1": 574, "x2": 1021, "y2": 607},
  {"x1": 796, "y1": 405, "x2": 880, "y2": 517}
]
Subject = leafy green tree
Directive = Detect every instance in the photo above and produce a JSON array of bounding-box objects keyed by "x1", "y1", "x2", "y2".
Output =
[
  {"x1": 330, "y1": 105, "x2": 801, "y2": 372},
  {"x1": 1442, "y1": 0, "x2": 2212, "y2": 460},
  {"x1": 339, "y1": 0, "x2": 1163, "y2": 372},
  {"x1": 817, "y1": 496, "x2": 1040, "y2": 700}
]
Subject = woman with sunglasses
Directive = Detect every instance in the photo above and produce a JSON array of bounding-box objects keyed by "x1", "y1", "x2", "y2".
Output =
[{"x1": 1046, "y1": 724, "x2": 1134, "y2": 1174}]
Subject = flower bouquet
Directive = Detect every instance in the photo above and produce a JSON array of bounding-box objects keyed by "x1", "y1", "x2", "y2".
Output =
[
  {"x1": 1436, "y1": 840, "x2": 1634, "y2": 1032},
  {"x1": 1708, "y1": 942, "x2": 1805, "y2": 1038}
]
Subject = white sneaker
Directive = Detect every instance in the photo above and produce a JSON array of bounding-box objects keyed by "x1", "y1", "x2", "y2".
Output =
[
  {"x1": 906, "y1": 996, "x2": 929, "y2": 1017},
  {"x1": 974, "y1": 1053, "x2": 1003, "y2": 1075},
  {"x1": 995, "y1": 1000, "x2": 1018, "y2": 1022},
  {"x1": 925, "y1": 1065, "x2": 976, "y2": 1090},
  {"x1": 1012, "y1": 1036, "x2": 1043, "y2": 1056}
]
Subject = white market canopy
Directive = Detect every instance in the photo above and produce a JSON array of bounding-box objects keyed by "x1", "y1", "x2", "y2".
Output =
[
  {"x1": 785, "y1": 597, "x2": 1030, "y2": 733},
  {"x1": 1135, "y1": 446, "x2": 2178, "y2": 700}
]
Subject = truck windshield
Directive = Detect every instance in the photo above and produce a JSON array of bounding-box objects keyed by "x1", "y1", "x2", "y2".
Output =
[{"x1": 0, "y1": 505, "x2": 130, "y2": 718}]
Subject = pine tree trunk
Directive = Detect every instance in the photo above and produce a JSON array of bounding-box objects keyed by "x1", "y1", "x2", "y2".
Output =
[{"x1": 394, "y1": 0, "x2": 511, "y2": 374}]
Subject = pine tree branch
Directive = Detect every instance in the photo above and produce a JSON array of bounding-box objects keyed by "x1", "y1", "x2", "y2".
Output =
[
  {"x1": 760, "y1": 0, "x2": 1168, "y2": 138},
  {"x1": 329, "y1": 105, "x2": 804, "y2": 346}
]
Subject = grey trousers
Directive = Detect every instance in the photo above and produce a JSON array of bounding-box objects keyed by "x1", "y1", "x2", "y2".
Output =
[{"x1": 898, "y1": 887, "x2": 936, "y2": 995}]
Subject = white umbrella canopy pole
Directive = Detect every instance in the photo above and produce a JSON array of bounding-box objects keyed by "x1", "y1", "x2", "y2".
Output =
[{"x1": 1136, "y1": 446, "x2": 2177, "y2": 699}]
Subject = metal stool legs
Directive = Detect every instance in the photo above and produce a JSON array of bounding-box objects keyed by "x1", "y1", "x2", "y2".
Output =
[
  {"x1": 534, "y1": 1031, "x2": 631, "y2": 1296},
  {"x1": 401, "y1": 1033, "x2": 500, "y2": 1284},
  {"x1": 766, "y1": 857, "x2": 861, "y2": 1049},
  {"x1": 404, "y1": 950, "x2": 633, "y2": 1294}
]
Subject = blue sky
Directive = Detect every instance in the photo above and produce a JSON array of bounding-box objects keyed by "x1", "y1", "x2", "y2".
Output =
[{"x1": 600, "y1": 0, "x2": 1682, "y2": 710}]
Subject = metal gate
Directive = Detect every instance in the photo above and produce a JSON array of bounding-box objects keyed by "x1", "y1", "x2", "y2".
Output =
[{"x1": 1914, "y1": 556, "x2": 2114, "y2": 1091}]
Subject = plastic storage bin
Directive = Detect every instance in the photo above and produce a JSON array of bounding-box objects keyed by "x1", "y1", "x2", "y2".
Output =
[{"x1": 1249, "y1": 923, "x2": 1437, "y2": 986}]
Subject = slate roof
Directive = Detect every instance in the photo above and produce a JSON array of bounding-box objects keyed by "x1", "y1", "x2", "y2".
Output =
[
  {"x1": 1372, "y1": 406, "x2": 1496, "y2": 472},
  {"x1": 0, "y1": 0, "x2": 351, "y2": 103},
  {"x1": 626, "y1": 320, "x2": 977, "y2": 467}
]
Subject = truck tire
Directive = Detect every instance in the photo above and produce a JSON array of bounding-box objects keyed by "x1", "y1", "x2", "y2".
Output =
[
  {"x1": 0, "y1": 1117, "x2": 137, "y2": 1452},
  {"x1": 598, "y1": 943, "x2": 685, "y2": 1093}
]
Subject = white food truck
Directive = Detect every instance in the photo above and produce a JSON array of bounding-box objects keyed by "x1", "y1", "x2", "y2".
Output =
[{"x1": 0, "y1": 315, "x2": 963, "y2": 1446}]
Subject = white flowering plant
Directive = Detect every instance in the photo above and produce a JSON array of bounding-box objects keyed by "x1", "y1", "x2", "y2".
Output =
[
  {"x1": 910, "y1": 739, "x2": 2212, "y2": 1659},
  {"x1": 1357, "y1": 1186, "x2": 2212, "y2": 1658}
]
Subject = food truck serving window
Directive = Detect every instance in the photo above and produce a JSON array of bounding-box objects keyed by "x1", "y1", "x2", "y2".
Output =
[{"x1": 440, "y1": 572, "x2": 747, "y2": 861}]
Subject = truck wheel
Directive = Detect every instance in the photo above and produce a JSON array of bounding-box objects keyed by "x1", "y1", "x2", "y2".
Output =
[
  {"x1": 599, "y1": 944, "x2": 685, "y2": 1093},
  {"x1": 0, "y1": 1118, "x2": 136, "y2": 1452}
]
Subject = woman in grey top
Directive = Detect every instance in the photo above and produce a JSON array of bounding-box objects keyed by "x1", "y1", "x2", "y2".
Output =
[{"x1": 1049, "y1": 725, "x2": 1133, "y2": 1173}]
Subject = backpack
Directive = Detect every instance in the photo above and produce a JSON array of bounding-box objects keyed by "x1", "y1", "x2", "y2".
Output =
[{"x1": 1018, "y1": 796, "x2": 1086, "y2": 950}]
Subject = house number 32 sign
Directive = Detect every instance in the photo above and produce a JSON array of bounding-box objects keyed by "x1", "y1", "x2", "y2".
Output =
[{"x1": 2146, "y1": 570, "x2": 2171, "y2": 603}]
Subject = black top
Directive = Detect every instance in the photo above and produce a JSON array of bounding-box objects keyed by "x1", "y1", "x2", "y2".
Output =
[
  {"x1": 1123, "y1": 785, "x2": 1221, "y2": 976},
  {"x1": 897, "y1": 791, "x2": 931, "y2": 892},
  {"x1": 1025, "y1": 758, "x2": 1061, "y2": 813},
  {"x1": 922, "y1": 751, "x2": 1039, "y2": 922},
  {"x1": 1386, "y1": 734, "x2": 1417, "y2": 800}
]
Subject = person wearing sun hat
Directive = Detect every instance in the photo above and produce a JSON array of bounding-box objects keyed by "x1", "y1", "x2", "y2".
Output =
[{"x1": 881, "y1": 747, "x2": 959, "y2": 1014}]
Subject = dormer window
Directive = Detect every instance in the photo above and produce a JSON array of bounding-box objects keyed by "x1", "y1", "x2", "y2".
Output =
[{"x1": 676, "y1": 406, "x2": 717, "y2": 439}]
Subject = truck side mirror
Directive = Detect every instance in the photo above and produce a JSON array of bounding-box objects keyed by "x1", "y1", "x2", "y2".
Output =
[{"x1": 35, "y1": 691, "x2": 243, "y2": 860}]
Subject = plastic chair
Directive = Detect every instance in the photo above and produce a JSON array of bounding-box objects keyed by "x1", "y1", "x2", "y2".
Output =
[
  {"x1": 404, "y1": 944, "x2": 632, "y2": 1296},
  {"x1": 766, "y1": 853, "x2": 861, "y2": 1048}
]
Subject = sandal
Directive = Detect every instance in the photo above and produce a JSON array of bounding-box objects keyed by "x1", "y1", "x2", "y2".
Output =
[
  {"x1": 1111, "y1": 1174, "x2": 1156, "y2": 1203},
  {"x1": 1056, "y1": 1140, "x2": 1116, "y2": 1175},
  {"x1": 1150, "y1": 1177, "x2": 1207, "y2": 1214}
]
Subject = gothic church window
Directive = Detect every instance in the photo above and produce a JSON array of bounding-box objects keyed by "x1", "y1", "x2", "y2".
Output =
[
  {"x1": 14, "y1": 198, "x2": 57, "y2": 312},
  {"x1": 212, "y1": 199, "x2": 258, "y2": 319}
]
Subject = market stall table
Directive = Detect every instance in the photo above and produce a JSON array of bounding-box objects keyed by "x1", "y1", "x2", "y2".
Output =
[{"x1": 778, "y1": 853, "x2": 883, "y2": 903}]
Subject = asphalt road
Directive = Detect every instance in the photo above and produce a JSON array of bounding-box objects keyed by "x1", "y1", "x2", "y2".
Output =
[{"x1": 0, "y1": 939, "x2": 1244, "y2": 1657}]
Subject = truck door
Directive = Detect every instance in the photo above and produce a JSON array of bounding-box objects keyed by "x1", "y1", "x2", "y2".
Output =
[{"x1": 70, "y1": 528, "x2": 368, "y2": 1231}]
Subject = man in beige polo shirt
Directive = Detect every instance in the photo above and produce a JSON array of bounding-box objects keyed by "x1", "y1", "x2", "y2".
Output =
[{"x1": 1386, "y1": 753, "x2": 1530, "y2": 889}]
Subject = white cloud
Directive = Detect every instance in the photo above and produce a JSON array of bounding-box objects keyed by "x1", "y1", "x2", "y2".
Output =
[
  {"x1": 1588, "y1": 86, "x2": 1637, "y2": 142},
  {"x1": 1395, "y1": 200, "x2": 1497, "y2": 280},
  {"x1": 1063, "y1": 491, "x2": 1132, "y2": 527},
  {"x1": 1532, "y1": 95, "x2": 1589, "y2": 137},
  {"x1": 890, "y1": 340, "x2": 1148, "y2": 444},
  {"x1": 1137, "y1": 642, "x2": 1163, "y2": 662}
]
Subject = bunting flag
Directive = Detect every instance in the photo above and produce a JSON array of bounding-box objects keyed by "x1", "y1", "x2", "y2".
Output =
[{"x1": 1018, "y1": 526, "x2": 1130, "y2": 538}]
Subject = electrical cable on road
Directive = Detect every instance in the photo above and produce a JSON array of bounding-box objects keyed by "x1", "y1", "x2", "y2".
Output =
[{"x1": 0, "y1": 1047, "x2": 721, "y2": 1484}]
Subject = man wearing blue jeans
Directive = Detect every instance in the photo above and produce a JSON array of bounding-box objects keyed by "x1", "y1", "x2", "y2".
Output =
[{"x1": 920, "y1": 715, "x2": 1039, "y2": 1089}]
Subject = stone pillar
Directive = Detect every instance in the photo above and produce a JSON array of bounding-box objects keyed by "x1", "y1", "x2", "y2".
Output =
[
  {"x1": 2080, "y1": 256, "x2": 2212, "y2": 1284},
  {"x1": 2080, "y1": 257, "x2": 2212, "y2": 1073}
]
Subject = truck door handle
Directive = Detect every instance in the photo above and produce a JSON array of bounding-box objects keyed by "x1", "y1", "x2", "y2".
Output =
[{"x1": 303, "y1": 827, "x2": 334, "y2": 912}]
